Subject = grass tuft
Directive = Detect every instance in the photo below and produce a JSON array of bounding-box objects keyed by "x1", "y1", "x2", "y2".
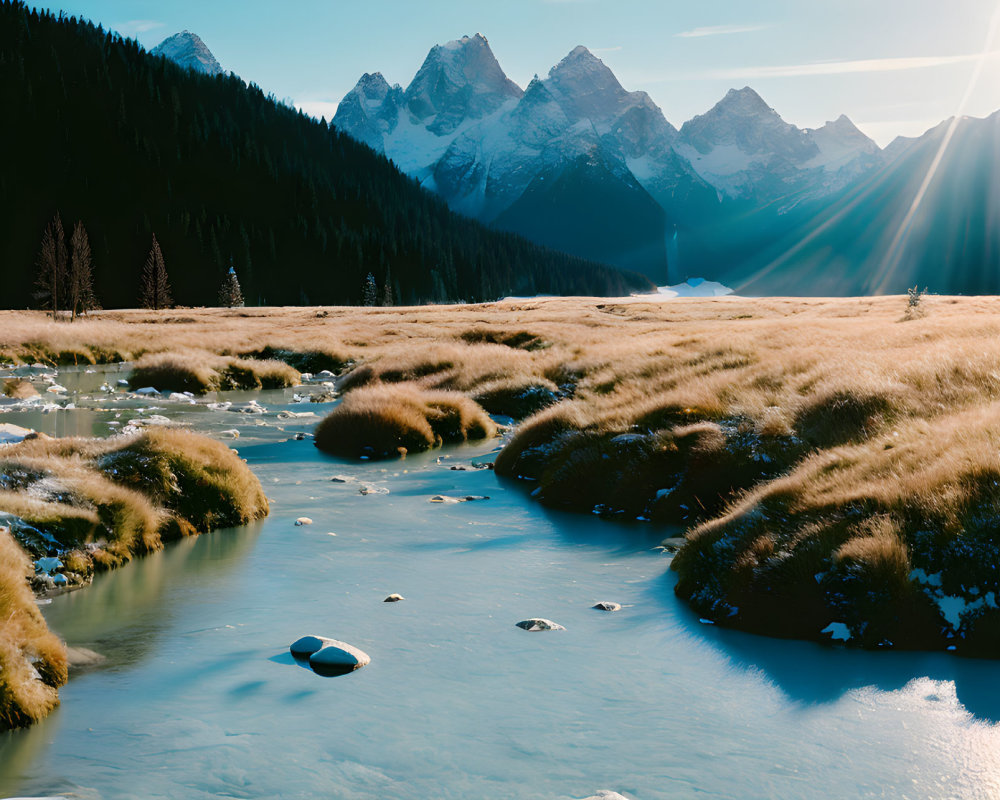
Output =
[{"x1": 314, "y1": 383, "x2": 496, "y2": 459}]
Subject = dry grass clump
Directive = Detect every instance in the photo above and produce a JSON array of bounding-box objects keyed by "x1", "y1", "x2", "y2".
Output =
[
  {"x1": 0, "y1": 528, "x2": 68, "y2": 730},
  {"x1": 241, "y1": 344, "x2": 350, "y2": 374},
  {"x1": 314, "y1": 383, "x2": 496, "y2": 459},
  {"x1": 672, "y1": 404, "x2": 1000, "y2": 651},
  {"x1": 459, "y1": 328, "x2": 549, "y2": 350},
  {"x1": 0, "y1": 429, "x2": 269, "y2": 575},
  {"x1": 471, "y1": 376, "x2": 559, "y2": 419},
  {"x1": 129, "y1": 351, "x2": 299, "y2": 393}
]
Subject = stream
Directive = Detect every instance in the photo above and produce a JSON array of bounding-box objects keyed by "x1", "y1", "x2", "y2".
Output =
[{"x1": 1, "y1": 365, "x2": 1000, "y2": 799}]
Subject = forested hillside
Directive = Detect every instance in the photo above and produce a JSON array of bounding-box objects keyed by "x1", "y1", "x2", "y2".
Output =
[{"x1": 0, "y1": 2, "x2": 650, "y2": 308}]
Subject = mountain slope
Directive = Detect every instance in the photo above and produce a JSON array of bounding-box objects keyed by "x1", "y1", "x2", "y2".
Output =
[{"x1": 0, "y1": 2, "x2": 650, "y2": 309}]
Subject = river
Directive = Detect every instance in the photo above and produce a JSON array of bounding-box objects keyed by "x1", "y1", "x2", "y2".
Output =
[{"x1": 1, "y1": 366, "x2": 1000, "y2": 799}]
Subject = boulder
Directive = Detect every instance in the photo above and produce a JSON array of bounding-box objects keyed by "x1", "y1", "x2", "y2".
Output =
[
  {"x1": 289, "y1": 634, "x2": 330, "y2": 658},
  {"x1": 515, "y1": 618, "x2": 565, "y2": 631},
  {"x1": 294, "y1": 517, "x2": 313, "y2": 526},
  {"x1": 384, "y1": 594, "x2": 405, "y2": 603},
  {"x1": 592, "y1": 602, "x2": 622, "y2": 612},
  {"x1": 308, "y1": 639, "x2": 371, "y2": 676}
]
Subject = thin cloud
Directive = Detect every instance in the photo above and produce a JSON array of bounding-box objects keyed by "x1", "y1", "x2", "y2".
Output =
[
  {"x1": 592, "y1": 46, "x2": 623, "y2": 54},
  {"x1": 709, "y1": 52, "x2": 1000, "y2": 80},
  {"x1": 118, "y1": 19, "x2": 164, "y2": 35},
  {"x1": 676, "y1": 24, "x2": 769, "y2": 38}
]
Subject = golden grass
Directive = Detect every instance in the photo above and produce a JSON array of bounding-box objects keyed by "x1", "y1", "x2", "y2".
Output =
[
  {"x1": 129, "y1": 351, "x2": 299, "y2": 394},
  {"x1": 0, "y1": 428, "x2": 270, "y2": 729},
  {"x1": 314, "y1": 383, "x2": 496, "y2": 459},
  {"x1": 0, "y1": 528, "x2": 67, "y2": 730},
  {"x1": 4, "y1": 295, "x2": 1000, "y2": 650},
  {"x1": 0, "y1": 429, "x2": 268, "y2": 576}
]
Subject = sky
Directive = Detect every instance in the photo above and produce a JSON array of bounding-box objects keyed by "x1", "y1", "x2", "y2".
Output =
[{"x1": 34, "y1": 0, "x2": 1000, "y2": 146}]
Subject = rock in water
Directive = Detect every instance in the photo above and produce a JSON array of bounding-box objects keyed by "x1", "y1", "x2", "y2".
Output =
[
  {"x1": 384, "y1": 593, "x2": 404, "y2": 603},
  {"x1": 592, "y1": 601, "x2": 622, "y2": 612},
  {"x1": 289, "y1": 635, "x2": 330, "y2": 658},
  {"x1": 579, "y1": 792, "x2": 632, "y2": 800},
  {"x1": 294, "y1": 517, "x2": 313, "y2": 526},
  {"x1": 515, "y1": 618, "x2": 566, "y2": 631},
  {"x1": 308, "y1": 639, "x2": 371, "y2": 676}
]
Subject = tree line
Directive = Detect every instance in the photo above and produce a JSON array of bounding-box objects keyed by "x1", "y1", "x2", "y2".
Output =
[{"x1": 0, "y1": 1, "x2": 651, "y2": 311}]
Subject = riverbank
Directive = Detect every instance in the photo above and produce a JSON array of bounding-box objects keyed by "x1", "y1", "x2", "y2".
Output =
[
  {"x1": 3, "y1": 296, "x2": 999, "y2": 653},
  {"x1": 0, "y1": 428, "x2": 269, "y2": 728}
]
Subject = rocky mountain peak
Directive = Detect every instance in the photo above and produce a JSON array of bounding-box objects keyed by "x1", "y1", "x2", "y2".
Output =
[
  {"x1": 404, "y1": 33, "x2": 523, "y2": 134},
  {"x1": 150, "y1": 30, "x2": 222, "y2": 76}
]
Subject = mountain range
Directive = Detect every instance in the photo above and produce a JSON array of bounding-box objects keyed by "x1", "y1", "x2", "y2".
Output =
[{"x1": 330, "y1": 34, "x2": 1000, "y2": 295}]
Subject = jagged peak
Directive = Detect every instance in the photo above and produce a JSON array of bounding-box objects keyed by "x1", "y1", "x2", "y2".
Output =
[
  {"x1": 714, "y1": 86, "x2": 773, "y2": 115},
  {"x1": 550, "y1": 45, "x2": 606, "y2": 76}
]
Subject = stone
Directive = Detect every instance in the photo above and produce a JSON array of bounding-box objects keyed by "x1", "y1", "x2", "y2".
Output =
[
  {"x1": 515, "y1": 618, "x2": 566, "y2": 631},
  {"x1": 578, "y1": 792, "x2": 632, "y2": 800},
  {"x1": 384, "y1": 594, "x2": 404, "y2": 603},
  {"x1": 307, "y1": 639, "x2": 371, "y2": 676},
  {"x1": 592, "y1": 601, "x2": 622, "y2": 612},
  {"x1": 289, "y1": 634, "x2": 330, "y2": 658},
  {"x1": 294, "y1": 517, "x2": 313, "y2": 526},
  {"x1": 428, "y1": 494, "x2": 490, "y2": 503}
]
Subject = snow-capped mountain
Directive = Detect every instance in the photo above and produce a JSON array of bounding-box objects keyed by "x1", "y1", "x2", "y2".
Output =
[
  {"x1": 675, "y1": 88, "x2": 879, "y2": 202},
  {"x1": 151, "y1": 31, "x2": 223, "y2": 76},
  {"x1": 333, "y1": 35, "x2": 883, "y2": 282}
]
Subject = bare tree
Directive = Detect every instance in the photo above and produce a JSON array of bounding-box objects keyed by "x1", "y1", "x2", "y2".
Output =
[
  {"x1": 139, "y1": 234, "x2": 172, "y2": 310},
  {"x1": 34, "y1": 213, "x2": 68, "y2": 319},
  {"x1": 218, "y1": 266, "x2": 244, "y2": 308},
  {"x1": 68, "y1": 221, "x2": 99, "y2": 320}
]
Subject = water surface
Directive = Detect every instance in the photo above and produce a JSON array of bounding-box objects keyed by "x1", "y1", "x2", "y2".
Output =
[{"x1": 1, "y1": 367, "x2": 1000, "y2": 799}]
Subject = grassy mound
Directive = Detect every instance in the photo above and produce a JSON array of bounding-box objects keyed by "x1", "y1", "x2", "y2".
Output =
[
  {"x1": 495, "y1": 406, "x2": 788, "y2": 521},
  {"x1": 0, "y1": 429, "x2": 269, "y2": 579},
  {"x1": 671, "y1": 405, "x2": 1000, "y2": 652},
  {"x1": 0, "y1": 528, "x2": 68, "y2": 730},
  {"x1": 314, "y1": 383, "x2": 496, "y2": 460},
  {"x1": 242, "y1": 344, "x2": 350, "y2": 374},
  {"x1": 0, "y1": 428, "x2": 269, "y2": 730},
  {"x1": 472, "y1": 376, "x2": 559, "y2": 419},
  {"x1": 129, "y1": 351, "x2": 299, "y2": 394}
]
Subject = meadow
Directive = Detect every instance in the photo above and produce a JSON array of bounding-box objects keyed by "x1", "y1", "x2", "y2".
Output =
[{"x1": 2, "y1": 293, "x2": 1000, "y2": 673}]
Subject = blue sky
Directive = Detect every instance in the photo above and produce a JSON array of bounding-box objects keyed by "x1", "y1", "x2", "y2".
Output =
[{"x1": 35, "y1": 0, "x2": 1000, "y2": 145}]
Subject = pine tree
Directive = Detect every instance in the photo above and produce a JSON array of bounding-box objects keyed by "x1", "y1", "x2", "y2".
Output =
[
  {"x1": 362, "y1": 271, "x2": 377, "y2": 306},
  {"x1": 381, "y1": 267, "x2": 394, "y2": 307},
  {"x1": 139, "y1": 234, "x2": 172, "y2": 309},
  {"x1": 218, "y1": 265, "x2": 244, "y2": 308},
  {"x1": 34, "y1": 213, "x2": 68, "y2": 319},
  {"x1": 68, "y1": 220, "x2": 99, "y2": 319}
]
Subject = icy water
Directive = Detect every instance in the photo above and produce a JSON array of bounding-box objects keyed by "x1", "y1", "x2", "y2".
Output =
[{"x1": 3, "y1": 366, "x2": 1000, "y2": 799}]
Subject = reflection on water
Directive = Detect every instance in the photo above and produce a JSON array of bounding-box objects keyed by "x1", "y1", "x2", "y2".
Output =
[{"x1": 2, "y1": 370, "x2": 1000, "y2": 799}]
